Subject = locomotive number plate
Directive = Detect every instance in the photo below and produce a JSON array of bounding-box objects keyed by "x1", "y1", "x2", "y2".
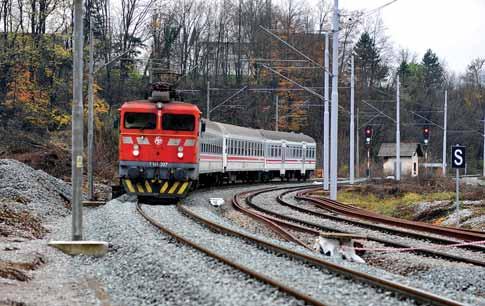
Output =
[{"x1": 148, "y1": 162, "x2": 169, "y2": 168}]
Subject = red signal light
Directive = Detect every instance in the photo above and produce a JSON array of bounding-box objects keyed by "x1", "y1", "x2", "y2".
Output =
[{"x1": 365, "y1": 126, "x2": 373, "y2": 137}]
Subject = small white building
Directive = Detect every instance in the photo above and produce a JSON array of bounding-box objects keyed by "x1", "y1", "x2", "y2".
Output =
[{"x1": 377, "y1": 143, "x2": 424, "y2": 177}]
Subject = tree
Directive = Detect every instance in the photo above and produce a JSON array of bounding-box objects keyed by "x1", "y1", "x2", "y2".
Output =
[
  {"x1": 354, "y1": 31, "x2": 388, "y2": 98},
  {"x1": 421, "y1": 49, "x2": 444, "y2": 93}
]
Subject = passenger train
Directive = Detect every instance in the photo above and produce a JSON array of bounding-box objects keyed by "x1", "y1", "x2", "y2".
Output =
[{"x1": 116, "y1": 83, "x2": 316, "y2": 199}]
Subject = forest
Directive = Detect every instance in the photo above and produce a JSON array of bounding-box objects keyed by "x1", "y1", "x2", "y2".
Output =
[{"x1": 0, "y1": 0, "x2": 484, "y2": 178}]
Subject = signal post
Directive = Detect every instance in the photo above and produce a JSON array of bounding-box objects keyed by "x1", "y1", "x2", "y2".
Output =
[{"x1": 364, "y1": 126, "x2": 373, "y2": 178}]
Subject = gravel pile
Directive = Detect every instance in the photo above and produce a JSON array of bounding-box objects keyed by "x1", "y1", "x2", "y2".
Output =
[
  {"x1": 441, "y1": 209, "x2": 474, "y2": 226},
  {"x1": 0, "y1": 159, "x2": 71, "y2": 221},
  {"x1": 246, "y1": 189, "x2": 485, "y2": 304},
  {"x1": 462, "y1": 215, "x2": 485, "y2": 230}
]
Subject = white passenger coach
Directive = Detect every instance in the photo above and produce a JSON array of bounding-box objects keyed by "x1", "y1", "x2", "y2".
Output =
[{"x1": 198, "y1": 120, "x2": 316, "y2": 184}]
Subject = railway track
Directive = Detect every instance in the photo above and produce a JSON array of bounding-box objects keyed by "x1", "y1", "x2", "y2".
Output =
[
  {"x1": 298, "y1": 188, "x2": 485, "y2": 242},
  {"x1": 136, "y1": 201, "x2": 327, "y2": 306},
  {"x1": 279, "y1": 189, "x2": 485, "y2": 253},
  {"x1": 136, "y1": 191, "x2": 465, "y2": 306},
  {"x1": 239, "y1": 186, "x2": 485, "y2": 267},
  {"x1": 183, "y1": 190, "x2": 467, "y2": 306}
]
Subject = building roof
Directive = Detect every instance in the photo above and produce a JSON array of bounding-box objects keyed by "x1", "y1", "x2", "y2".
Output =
[{"x1": 377, "y1": 143, "x2": 424, "y2": 158}]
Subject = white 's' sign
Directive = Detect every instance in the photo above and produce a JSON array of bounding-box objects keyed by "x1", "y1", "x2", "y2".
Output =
[{"x1": 451, "y1": 145, "x2": 466, "y2": 169}]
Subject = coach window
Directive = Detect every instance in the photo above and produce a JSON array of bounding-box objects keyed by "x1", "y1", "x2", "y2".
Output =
[{"x1": 124, "y1": 112, "x2": 157, "y2": 129}]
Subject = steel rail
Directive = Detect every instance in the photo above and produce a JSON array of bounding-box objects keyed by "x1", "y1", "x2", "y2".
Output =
[
  {"x1": 178, "y1": 192, "x2": 464, "y2": 306},
  {"x1": 231, "y1": 189, "x2": 310, "y2": 250},
  {"x1": 298, "y1": 189, "x2": 485, "y2": 241},
  {"x1": 136, "y1": 202, "x2": 327, "y2": 306},
  {"x1": 244, "y1": 188, "x2": 485, "y2": 267},
  {"x1": 277, "y1": 189, "x2": 485, "y2": 253}
]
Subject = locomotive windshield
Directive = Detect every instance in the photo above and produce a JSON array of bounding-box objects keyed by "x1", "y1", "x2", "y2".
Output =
[
  {"x1": 124, "y1": 112, "x2": 157, "y2": 129},
  {"x1": 162, "y1": 114, "x2": 195, "y2": 131}
]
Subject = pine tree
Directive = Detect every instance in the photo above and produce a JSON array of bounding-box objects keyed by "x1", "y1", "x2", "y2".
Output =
[
  {"x1": 421, "y1": 49, "x2": 444, "y2": 91},
  {"x1": 354, "y1": 32, "x2": 388, "y2": 97}
]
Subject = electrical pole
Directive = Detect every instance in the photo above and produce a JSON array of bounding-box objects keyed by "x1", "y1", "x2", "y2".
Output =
[
  {"x1": 323, "y1": 32, "x2": 330, "y2": 190},
  {"x1": 356, "y1": 107, "x2": 360, "y2": 178},
  {"x1": 442, "y1": 90, "x2": 447, "y2": 177},
  {"x1": 483, "y1": 118, "x2": 485, "y2": 176},
  {"x1": 149, "y1": 59, "x2": 153, "y2": 84},
  {"x1": 72, "y1": 0, "x2": 84, "y2": 240},
  {"x1": 349, "y1": 54, "x2": 355, "y2": 184},
  {"x1": 207, "y1": 81, "x2": 210, "y2": 120},
  {"x1": 275, "y1": 95, "x2": 279, "y2": 131},
  {"x1": 330, "y1": 0, "x2": 339, "y2": 200},
  {"x1": 87, "y1": 16, "x2": 95, "y2": 201},
  {"x1": 396, "y1": 75, "x2": 401, "y2": 181}
]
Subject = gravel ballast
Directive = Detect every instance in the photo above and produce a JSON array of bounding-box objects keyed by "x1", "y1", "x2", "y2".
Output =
[
  {"x1": 144, "y1": 204, "x2": 416, "y2": 305},
  {"x1": 242, "y1": 188, "x2": 485, "y2": 304},
  {"x1": 55, "y1": 195, "x2": 308, "y2": 306}
]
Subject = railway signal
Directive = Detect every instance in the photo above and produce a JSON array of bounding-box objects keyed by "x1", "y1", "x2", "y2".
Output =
[
  {"x1": 423, "y1": 127, "x2": 430, "y2": 145},
  {"x1": 364, "y1": 126, "x2": 373, "y2": 145}
]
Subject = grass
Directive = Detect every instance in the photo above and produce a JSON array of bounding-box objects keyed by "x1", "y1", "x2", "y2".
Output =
[{"x1": 336, "y1": 190, "x2": 455, "y2": 217}]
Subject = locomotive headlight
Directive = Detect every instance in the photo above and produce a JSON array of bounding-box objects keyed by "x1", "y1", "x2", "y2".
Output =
[
  {"x1": 178, "y1": 146, "x2": 184, "y2": 152},
  {"x1": 177, "y1": 152, "x2": 184, "y2": 159},
  {"x1": 133, "y1": 144, "x2": 140, "y2": 157}
]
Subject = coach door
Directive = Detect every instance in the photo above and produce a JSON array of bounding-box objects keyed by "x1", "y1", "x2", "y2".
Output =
[
  {"x1": 222, "y1": 137, "x2": 228, "y2": 172},
  {"x1": 281, "y1": 141, "x2": 287, "y2": 176},
  {"x1": 302, "y1": 143, "x2": 307, "y2": 174}
]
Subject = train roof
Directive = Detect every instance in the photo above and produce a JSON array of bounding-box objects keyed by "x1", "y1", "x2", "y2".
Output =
[
  {"x1": 259, "y1": 129, "x2": 316, "y2": 144},
  {"x1": 204, "y1": 120, "x2": 316, "y2": 144},
  {"x1": 121, "y1": 100, "x2": 200, "y2": 113},
  {"x1": 206, "y1": 120, "x2": 262, "y2": 139}
]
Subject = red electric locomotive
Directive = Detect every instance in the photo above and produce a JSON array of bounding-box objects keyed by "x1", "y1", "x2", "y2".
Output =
[{"x1": 116, "y1": 83, "x2": 201, "y2": 199}]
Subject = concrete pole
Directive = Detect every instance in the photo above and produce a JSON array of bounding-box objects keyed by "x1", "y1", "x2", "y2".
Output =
[
  {"x1": 483, "y1": 118, "x2": 485, "y2": 176},
  {"x1": 396, "y1": 75, "x2": 401, "y2": 181},
  {"x1": 323, "y1": 32, "x2": 330, "y2": 190},
  {"x1": 349, "y1": 55, "x2": 355, "y2": 184},
  {"x1": 72, "y1": 0, "x2": 84, "y2": 241},
  {"x1": 275, "y1": 95, "x2": 279, "y2": 131},
  {"x1": 149, "y1": 60, "x2": 153, "y2": 84},
  {"x1": 207, "y1": 81, "x2": 210, "y2": 120},
  {"x1": 330, "y1": 0, "x2": 339, "y2": 200},
  {"x1": 356, "y1": 107, "x2": 360, "y2": 178},
  {"x1": 442, "y1": 90, "x2": 447, "y2": 177},
  {"x1": 87, "y1": 16, "x2": 95, "y2": 201}
]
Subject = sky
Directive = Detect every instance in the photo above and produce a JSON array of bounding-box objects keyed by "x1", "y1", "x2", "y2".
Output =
[{"x1": 339, "y1": 0, "x2": 485, "y2": 74}]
